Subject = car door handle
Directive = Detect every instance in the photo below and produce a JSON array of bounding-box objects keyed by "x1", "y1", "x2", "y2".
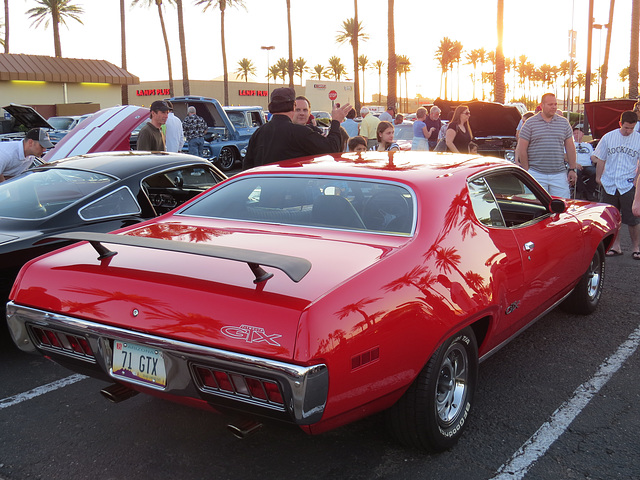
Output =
[{"x1": 523, "y1": 242, "x2": 534, "y2": 252}]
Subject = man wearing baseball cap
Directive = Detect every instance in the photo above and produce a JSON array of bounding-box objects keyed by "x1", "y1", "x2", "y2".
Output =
[
  {"x1": 137, "y1": 100, "x2": 170, "y2": 151},
  {"x1": 242, "y1": 87, "x2": 352, "y2": 169},
  {"x1": 0, "y1": 127, "x2": 53, "y2": 182}
]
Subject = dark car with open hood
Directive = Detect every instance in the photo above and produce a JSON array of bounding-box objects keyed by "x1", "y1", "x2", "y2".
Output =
[{"x1": 434, "y1": 99, "x2": 522, "y2": 161}]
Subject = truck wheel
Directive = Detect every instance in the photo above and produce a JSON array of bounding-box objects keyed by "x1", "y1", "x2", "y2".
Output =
[
  {"x1": 218, "y1": 147, "x2": 237, "y2": 171},
  {"x1": 386, "y1": 327, "x2": 478, "y2": 451}
]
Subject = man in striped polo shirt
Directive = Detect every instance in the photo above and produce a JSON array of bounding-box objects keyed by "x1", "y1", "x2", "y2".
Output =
[
  {"x1": 516, "y1": 93, "x2": 577, "y2": 197},
  {"x1": 594, "y1": 110, "x2": 640, "y2": 258}
]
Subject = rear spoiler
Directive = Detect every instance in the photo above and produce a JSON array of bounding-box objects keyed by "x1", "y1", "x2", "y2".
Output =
[{"x1": 52, "y1": 232, "x2": 311, "y2": 283}]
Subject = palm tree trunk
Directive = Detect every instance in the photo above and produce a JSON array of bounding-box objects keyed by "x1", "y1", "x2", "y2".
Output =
[
  {"x1": 220, "y1": 6, "x2": 229, "y2": 105},
  {"x1": 3, "y1": 0, "x2": 8, "y2": 53},
  {"x1": 387, "y1": 0, "x2": 397, "y2": 110},
  {"x1": 495, "y1": 0, "x2": 505, "y2": 103},
  {"x1": 599, "y1": 0, "x2": 615, "y2": 99},
  {"x1": 156, "y1": 1, "x2": 174, "y2": 98},
  {"x1": 352, "y1": 0, "x2": 361, "y2": 111},
  {"x1": 286, "y1": 0, "x2": 294, "y2": 89},
  {"x1": 630, "y1": 0, "x2": 639, "y2": 98},
  {"x1": 52, "y1": 8, "x2": 61, "y2": 57},
  {"x1": 120, "y1": 0, "x2": 128, "y2": 104},
  {"x1": 176, "y1": 0, "x2": 190, "y2": 96}
]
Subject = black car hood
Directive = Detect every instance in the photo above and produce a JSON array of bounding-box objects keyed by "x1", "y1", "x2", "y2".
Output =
[
  {"x1": 434, "y1": 99, "x2": 521, "y2": 137},
  {"x1": 3, "y1": 104, "x2": 53, "y2": 130}
]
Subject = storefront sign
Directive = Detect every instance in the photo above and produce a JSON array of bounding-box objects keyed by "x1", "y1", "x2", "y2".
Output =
[
  {"x1": 136, "y1": 89, "x2": 171, "y2": 96},
  {"x1": 239, "y1": 90, "x2": 268, "y2": 96},
  {"x1": 314, "y1": 84, "x2": 327, "y2": 89}
]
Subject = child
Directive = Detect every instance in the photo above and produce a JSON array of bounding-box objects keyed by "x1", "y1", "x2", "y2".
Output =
[
  {"x1": 376, "y1": 121, "x2": 400, "y2": 152},
  {"x1": 469, "y1": 142, "x2": 478, "y2": 155},
  {"x1": 348, "y1": 136, "x2": 368, "y2": 153}
]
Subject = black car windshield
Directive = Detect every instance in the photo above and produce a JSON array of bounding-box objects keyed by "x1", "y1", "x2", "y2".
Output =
[
  {"x1": 180, "y1": 176, "x2": 415, "y2": 235},
  {"x1": 0, "y1": 168, "x2": 115, "y2": 220}
]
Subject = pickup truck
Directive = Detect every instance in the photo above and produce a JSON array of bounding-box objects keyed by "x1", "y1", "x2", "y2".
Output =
[{"x1": 168, "y1": 97, "x2": 265, "y2": 171}]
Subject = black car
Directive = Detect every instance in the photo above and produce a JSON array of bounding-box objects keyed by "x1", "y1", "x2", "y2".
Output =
[{"x1": 0, "y1": 151, "x2": 226, "y2": 322}]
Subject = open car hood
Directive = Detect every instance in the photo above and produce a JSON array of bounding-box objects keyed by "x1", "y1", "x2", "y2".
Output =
[
  {"x1": 43, "y1": 105, "x2": 150, "y2": 162},
  {"x1": 434, "y1": 99, "x2": 521, "y2": 138},
  {"x1": 584, "y1": 99, "x2": 636, "y2": 140},
  {"x1": 2, "y1": 103, "x2": 53, "y2": 130}
]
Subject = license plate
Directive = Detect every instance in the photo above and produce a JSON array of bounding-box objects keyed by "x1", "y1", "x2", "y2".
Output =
[{"x1": 112, "y1": 340, "x2": 167, "y2": 388}]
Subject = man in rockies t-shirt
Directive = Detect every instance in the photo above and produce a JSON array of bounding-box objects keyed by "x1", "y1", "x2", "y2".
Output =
[{"x1": 593, "y1": 110, "x2": 640, "y2": 258}]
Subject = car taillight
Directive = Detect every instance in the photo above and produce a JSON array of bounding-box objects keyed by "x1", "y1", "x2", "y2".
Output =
[{"x1": 29, "y1": 325, "x2": 95, "y2": 361}]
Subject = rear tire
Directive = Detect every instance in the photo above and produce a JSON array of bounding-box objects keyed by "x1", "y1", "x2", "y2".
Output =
[
  {"x1": 561, "y1": 244, "x2": 605, "y2": 315},
  {"x1": 386, "y1": 327, "x2": 478, "y2": 451}
]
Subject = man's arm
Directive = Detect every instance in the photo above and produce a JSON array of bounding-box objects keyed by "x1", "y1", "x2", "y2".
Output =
[
  {"x1": 564, "y1": 136, "x2": 578, "y2": 185},
  {"x1": 516, "y1": 138, "x2": 529, "y2": 169},
  {"x1": 593, "y1": 155, "x2": 605, "y2": 184},
  {"x1": 136, "y1": 126, "x2": 152, "y2": 151}
]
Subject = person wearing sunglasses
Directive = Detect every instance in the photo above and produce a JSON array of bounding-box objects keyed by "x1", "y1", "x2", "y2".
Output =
[{"x1": 445, "y1": 105, "x2": 473, "y2": 154}]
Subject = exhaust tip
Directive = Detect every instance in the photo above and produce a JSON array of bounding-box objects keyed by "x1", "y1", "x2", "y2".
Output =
[
  {"x1": 100, "y1": 383, "x2": 139, "y2": 403},
  {"x1": 227, "y1": 420, "x2": 263, "y2": 439}
]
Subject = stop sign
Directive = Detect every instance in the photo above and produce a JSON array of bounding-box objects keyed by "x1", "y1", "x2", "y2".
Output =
[{"x1": 328, "y1": 90, "x2": 338, "y2": 101}]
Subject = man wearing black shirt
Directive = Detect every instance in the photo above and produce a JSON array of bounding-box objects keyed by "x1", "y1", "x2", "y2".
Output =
[{"x1": 242, "y1": 87, "x2": 351, "y2": 170}]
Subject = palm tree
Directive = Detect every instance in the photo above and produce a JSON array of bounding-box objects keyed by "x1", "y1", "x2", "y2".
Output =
[
  {"x1": 3, "y1": 0, "x2": 9, "y2": 52},
  {"x1": 396, "y1": 55, "x2": 410, "y2": 113},
  {"x1": 373, "y1": 60, "x2": 384, "y2": 104},
  {"x1": 358, "y1": 55, "x2": 368, "y2": 104},
  {"x1": 600, "y1": 0, "x2": 615, "y2": 100},
  {"x1": 328, "y1": 56, "x2": 347, "y2": 81},
  {"x1": 435, "y1": 37, "x2": 454, "y2": 99},
  {"x1": 478, "y1": 47, "x2": 487, "y2": 100},
  {"x1": 466, "y1": 49, "x2": 482, "y2": 99},
  {"x1": 26, "y1": 0, "x2": 84, "y2": 58},
  {"x1": 559, "y1": 60, "x2": 570, "y2": 109},
  {"x1": 176, "y1": 0, "x2": 190, "y2": 95},
  {"x1": 620, "y1": 66, "x2": 630, "y2": 97},
  {"x1": 131, "y1": 0, "x2": 175, "y2": 97},
  {"x1": 269, "y1": 64, "x2": 281, "y2": 83},
  {"x1": 336, "y1": 17, "x2": 368, "y2": 112},
  {"x1": 313, "y1": 64, "x2": 328, "y2": 80},
  {"x1": 195, "y1": 0, "x2": 246, "y2": 105},
  {"x1": 630, "y1": 0, "x2": 639, "y2": 98},
  {"x1": 387, "y1": 0, "x2": 397, "y2": 111},
  {"x1": 494, "y1": 0, "x2": 505, "y2": 103},
  {"x1": 451, "y1": 40, "x2": 463, "y2": 100},
  {"x1": 119, "y1": 0, "x2": 128, "y2": 104},
  {"x1": 235, "y1": 58, "x2": 256, "y2": 82},
  {"x1": 275, "y1": 57, "x2": 289, "y2": 83},
  {"x1": 293, "y1": 57, "x2": 310, "y2": 86},
  {"x1": 285, "y1": 0, "x2": 293, "y2": 88}
]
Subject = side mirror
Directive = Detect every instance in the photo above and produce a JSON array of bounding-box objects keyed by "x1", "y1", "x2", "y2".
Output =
[{"x1": 549, "y1": 198, "x2": 566, "y2": 214}]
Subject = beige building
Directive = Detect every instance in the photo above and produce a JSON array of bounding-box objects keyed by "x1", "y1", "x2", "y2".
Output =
[
  {"x1": 0, "y1": 53, "x2": 138, "y2": 120},
  {"x1": 130, "y1": 75, "x2": 355, "y2": 112}
]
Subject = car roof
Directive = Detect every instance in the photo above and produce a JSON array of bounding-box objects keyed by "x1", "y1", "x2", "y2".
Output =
[
  {"x1": 41, "y1": 151, "x2": 213, "y2": 179},
  {"x1": 238, "y1": 151, "x2": 510, "y2": 184}
]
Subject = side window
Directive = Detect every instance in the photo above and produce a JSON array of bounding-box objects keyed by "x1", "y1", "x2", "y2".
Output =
[
  {"x1": 79, "y1": 186, "x2": 140, "y2": 220},
  {"x1": 250, "y1": 111, "x2": 263, "y2": 127},
  {"x1": 469, "y1": 171, "x2": 549, "y2": 228},
  {"x1": 142, "y1": 166, "x2": 222, "y2": 215},
  {"x1": 468, "y1": 178, "x2": 505, "y2": 227}
]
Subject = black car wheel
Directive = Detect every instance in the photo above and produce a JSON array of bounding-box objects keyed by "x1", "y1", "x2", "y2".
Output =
[
  {"x1": 386, "y1": 327, "x2": 478, "y2": 451},
  {"x1": 217, "y1": 147, "x2": 237, "y2": 171},
  {"x1": 561, "y1": 244, "x2": 605, "y2": 315}
]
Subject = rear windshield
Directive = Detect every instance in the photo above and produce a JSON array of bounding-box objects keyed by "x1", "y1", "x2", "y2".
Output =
[
  {"x1": 179, "y1": 176, "x2": 415, "y2": 235},
  {"x1": 0, "y1": 168, "x2": 114, "y2": 219}
]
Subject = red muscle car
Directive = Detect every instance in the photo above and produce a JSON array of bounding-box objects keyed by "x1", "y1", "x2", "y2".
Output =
[{"x1": 7, "y1": 151, "x2": 620, "y2": 451}]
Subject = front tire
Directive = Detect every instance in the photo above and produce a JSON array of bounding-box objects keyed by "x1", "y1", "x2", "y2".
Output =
[
  {"x1": 386, "y1": 327, "x2": 478, "y2": 451},
  {"x1": 217, "y1": 147, "x2": 238, "y2": 171},
  {"x1": 561, "y1": 244, "x2": 605, "y2": 315}
]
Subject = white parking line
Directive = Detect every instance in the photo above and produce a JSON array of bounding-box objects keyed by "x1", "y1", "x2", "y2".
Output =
[
  {"x1": 0, "y1": 374, "x2": 88, "y2": 410},
  {"x1": 491, "y1": 324, "x2": 640, "y2": 480}
]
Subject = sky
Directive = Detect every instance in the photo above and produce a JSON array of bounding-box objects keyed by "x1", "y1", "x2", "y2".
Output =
[{"x1": 2, "y1": 0, "x2": 637, "y2": 103}]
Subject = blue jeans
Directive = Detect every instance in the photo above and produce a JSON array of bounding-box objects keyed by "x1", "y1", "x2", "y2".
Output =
[{"x1": 188, "y1": 137, "x2": 204, "y2": 157}]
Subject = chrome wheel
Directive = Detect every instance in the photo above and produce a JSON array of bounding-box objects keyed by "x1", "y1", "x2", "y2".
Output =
[
  {"x1": 435, "y1": 342, "x2": 469, "y2": 426},
  {"x1": 586, "y1": 255, "x2": 602, "y2": 300}
]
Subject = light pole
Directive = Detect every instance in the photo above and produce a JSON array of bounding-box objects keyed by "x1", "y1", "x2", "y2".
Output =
[
  {"x1": 593, "y1": 24, "x2": 605, "y2": 100},
  {"x1": 261, "y1": 46, "x2": 275, "y2": 99}
]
